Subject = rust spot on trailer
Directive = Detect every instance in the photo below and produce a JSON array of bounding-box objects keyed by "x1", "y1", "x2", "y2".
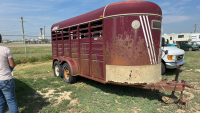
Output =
[
  {"x1": 125, "y1": 41, "x2": 128, "y2": 46},
  {"x1": 80, "y1": 59, "x2": 90, "y2": 75},
  {"x1": 129, "y1": 40, "x2": 132, "y2": 44},
  {"x1": 105, "y1": 33, "x2": 150, "y2": 66},
  {"x1": 92, "y1": 61, "x2": 103, "y2": 79},
  {"x1": 118, "y1": 34, "x2": 122, "y2": 39}
]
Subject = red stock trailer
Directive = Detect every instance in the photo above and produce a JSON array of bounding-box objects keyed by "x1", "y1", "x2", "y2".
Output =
[{"x1": 51, "y1": 1, "x2": 193, "y2": 107}]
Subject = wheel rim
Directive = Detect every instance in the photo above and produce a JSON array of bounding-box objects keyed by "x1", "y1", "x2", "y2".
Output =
[
  {"x1": 55, "y1": 65, "x2": 59, "y2": 76},
  {"x1": 64, "y1": 67, "x2": 70, "y2": 80},
  {"x1": 189, "y1": 48, "x2": 192, "y2": 51}
]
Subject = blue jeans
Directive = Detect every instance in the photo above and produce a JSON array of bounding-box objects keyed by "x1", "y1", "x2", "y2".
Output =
[{"x1": 0, "y1": 79, "x2": 19, "y2": 113}]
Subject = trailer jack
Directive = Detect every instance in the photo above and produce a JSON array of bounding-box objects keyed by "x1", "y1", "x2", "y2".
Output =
[
  {"x1": 161, "y1": 65, "x2": 193, "y2": 110},
  {"x1": 132, "y1": 65, "x2": 194, "y2": 110}
]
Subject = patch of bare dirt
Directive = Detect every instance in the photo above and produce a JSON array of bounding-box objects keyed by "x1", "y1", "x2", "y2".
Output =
[
  {"x1": 34, "y1": 88, "x2": 72, "y2": 105},
  {"x1": 72, "y1": 82, "x2": 84, "y2": 89},
  {"x1": 175, "y1": 109, "x2": 186, "y2": 113},
  {"x1": 157, "y1": 108, "x2": 162, "y2": 113},
  {"x1": 104, "y1": 92, "x2": 110, "y2": 95},
  {"x1": 115, "y1": 99, "x2": 121, "y2": 104},
  {"x1": 183, "y1": 89, "x2": 194, "y2": 100},
  {"x1": 129, "y1": 107, "x2": 141, "y2": 113},
  {"x1": 195, "y1": 102, "x2": 200, "y2": 110},
  {"x1": 185, "y1": 69, "x2": 193, "y2": 72},
  {"x1": 117, "y1": 108, "x2": 123, "y2": 111},
  {"x1": 195, "y1": 69, "x2": 200, "y2": 72},
  {"x1": 69, "y1": 98, "x2": 79, "y2": 106}
]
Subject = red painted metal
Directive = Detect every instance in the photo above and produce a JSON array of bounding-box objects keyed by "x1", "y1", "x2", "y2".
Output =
[
  {"x1": 51, "y1": 1, "x2": 162, "y2": 30},
  {"x1": 89, "y1": 23, "x2": 92, "y2": 77}
]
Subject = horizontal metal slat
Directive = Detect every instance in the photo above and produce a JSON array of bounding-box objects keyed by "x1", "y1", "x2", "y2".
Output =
[
  {"x1": 91, "y1": 49, "x2": 103, "y2": 54},
  {"x1": 91, "y1": 25, "x2": 103, "y2": 29},
  {"x1": 80, "y1": 49, "x2": 90, "y2": 54},
  {"x1": 92, "y1": 54, "x2": 103, "y2": 60},
  {"x1": 71, "y1": 40, "x2": 79, "y2": 43},
  {"x1": 80, "y1": 38, "x2": 89, "y2": 42},
  {"x1": 80, "y1": 43, "x2": 90, "y2": 48},
  {"x1": 71, "y1": 48, "x2": 79, "y2": 53},
  {"x1": 79, "y1": 27, "x2": 88, "y2": 30},
  {"x1": 71, "y1": 53, "x2": 78, "y2": 58},
  {"x1": 80, "y1": 54, "x2": 90, "y2": 59},
  {"x1": 91, "y1": 43, "x2": 103, "y2": 48},
  {"x1": 91, "y1": 30, "x2": 103, "y2": 34},
  {"x1": 64, "y1": 40, "x2": 70, "y2": 43}
]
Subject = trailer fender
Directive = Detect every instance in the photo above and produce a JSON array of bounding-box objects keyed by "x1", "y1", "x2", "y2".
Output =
[{"x1": 53, "y1": 57, "x2": 79, "y2": 76}]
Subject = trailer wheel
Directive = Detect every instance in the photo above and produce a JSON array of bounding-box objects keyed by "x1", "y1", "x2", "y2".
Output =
[
  {"x1": 161, "y1": 62, "x2": 165, "y2": 75},
  {"x1": 188, "y1": 47, "x2": 192, "y2": 51},
  {"x1": 62, "y1": 63, "x2": 76, "y2": 84},
  {"x1": 53, "y1": 61, "x2": 62, "y2": 77}
]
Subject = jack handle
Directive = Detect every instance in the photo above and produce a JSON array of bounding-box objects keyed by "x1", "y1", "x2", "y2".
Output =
[{"x1": 181, "y1": 80, "x2": 194, "y2": 88}]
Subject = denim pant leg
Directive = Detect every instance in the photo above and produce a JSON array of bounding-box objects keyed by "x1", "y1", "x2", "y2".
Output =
[
  {"x1": 0, "y1": 79, "x2": 19, "y2": 113},
  {"x1": 0, "y1": 90, "x2": 6, "y2": 113}
]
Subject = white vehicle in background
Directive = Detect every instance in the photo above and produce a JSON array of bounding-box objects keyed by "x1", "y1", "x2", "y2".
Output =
[
  {"x1": 190, "y1": 33, "x2": 200, "y2": 44},
  {"x1": 161, "y1": 38, "x2": 185, "y2": 74}
]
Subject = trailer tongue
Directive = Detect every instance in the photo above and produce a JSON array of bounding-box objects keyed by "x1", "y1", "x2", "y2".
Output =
[{"x1": 132, "y1": 65, "x2": 193, "y2": 109}]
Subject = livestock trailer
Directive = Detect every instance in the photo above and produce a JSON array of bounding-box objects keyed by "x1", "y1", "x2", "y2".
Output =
[{"x1": 51, "y1": 1, "x2": 193, "y2": 106}]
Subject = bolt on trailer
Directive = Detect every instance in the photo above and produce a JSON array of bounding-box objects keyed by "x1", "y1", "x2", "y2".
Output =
[{"x1": 51, "y1": 1, "x2": 193, "y2": 106}]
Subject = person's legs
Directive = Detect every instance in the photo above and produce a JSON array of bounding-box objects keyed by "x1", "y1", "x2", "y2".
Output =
[
  {"x1": 0, "y1": 89, "x2": 6, "y2": 113},
  {"x1": 1, "y1": 79, "x2": 19, "y2": 113}
]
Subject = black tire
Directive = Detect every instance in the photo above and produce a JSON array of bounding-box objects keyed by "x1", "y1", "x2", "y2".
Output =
[
  {"x1": 188, "y1": 47, "x2": 192, "y2": 51},
  {"x1": 62, "y1": 63, "x2": 77, "y2": 84},
  {"x1": 53, "y1": 61, "x2": 62, "y2": 77},
  {"x1": 161, "y1": 62, "x2": 165, "y2": 75}
]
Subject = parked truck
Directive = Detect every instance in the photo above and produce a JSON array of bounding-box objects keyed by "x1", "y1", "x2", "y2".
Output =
[{"x1": 161, "y1": 38, "x2": 185, "y2": 74}]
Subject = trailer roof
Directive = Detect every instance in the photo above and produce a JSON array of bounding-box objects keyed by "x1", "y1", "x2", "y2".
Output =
[{"x1": 51, "y1": 1, "x2": 162, "y2": 31}]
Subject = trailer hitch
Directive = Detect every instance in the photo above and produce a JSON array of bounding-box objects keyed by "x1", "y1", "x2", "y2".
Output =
[
  {"x1": 161, "y1": 65, "x2": 193, "y2": 110},
  {"x1": 132, "y1": 64, "x2": 194, "y2": 110}
]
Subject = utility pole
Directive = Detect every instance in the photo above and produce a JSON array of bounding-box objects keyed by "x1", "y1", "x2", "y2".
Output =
[
  {"x1": 194, "y1": 24, "x2": 197, "y2": 33},
  {"x1": 19, "y1": 17, "x2": 27, "y2": 58},
  {"x1": 19, "y1": 17, "x2": 26, "y2": 43},
  {"x1": 44, "y1": 26, "x2": 46, "y2": 39}
]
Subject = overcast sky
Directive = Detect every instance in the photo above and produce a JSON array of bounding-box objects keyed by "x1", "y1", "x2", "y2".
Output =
[{"x1": 0, "y1": 0, "x2": 200, "y2": 40}]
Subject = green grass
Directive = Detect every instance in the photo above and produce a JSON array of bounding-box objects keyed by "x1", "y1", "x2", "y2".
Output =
[
  {"x1": 5, "y1": 47, "x2": 200, "y2": 113},
  {"x1": 9, "y1": 46, "x2": 52, "y2": 54},
  {"x1": 8, "y1": 46, "x2": 52, "y2": 64}
]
